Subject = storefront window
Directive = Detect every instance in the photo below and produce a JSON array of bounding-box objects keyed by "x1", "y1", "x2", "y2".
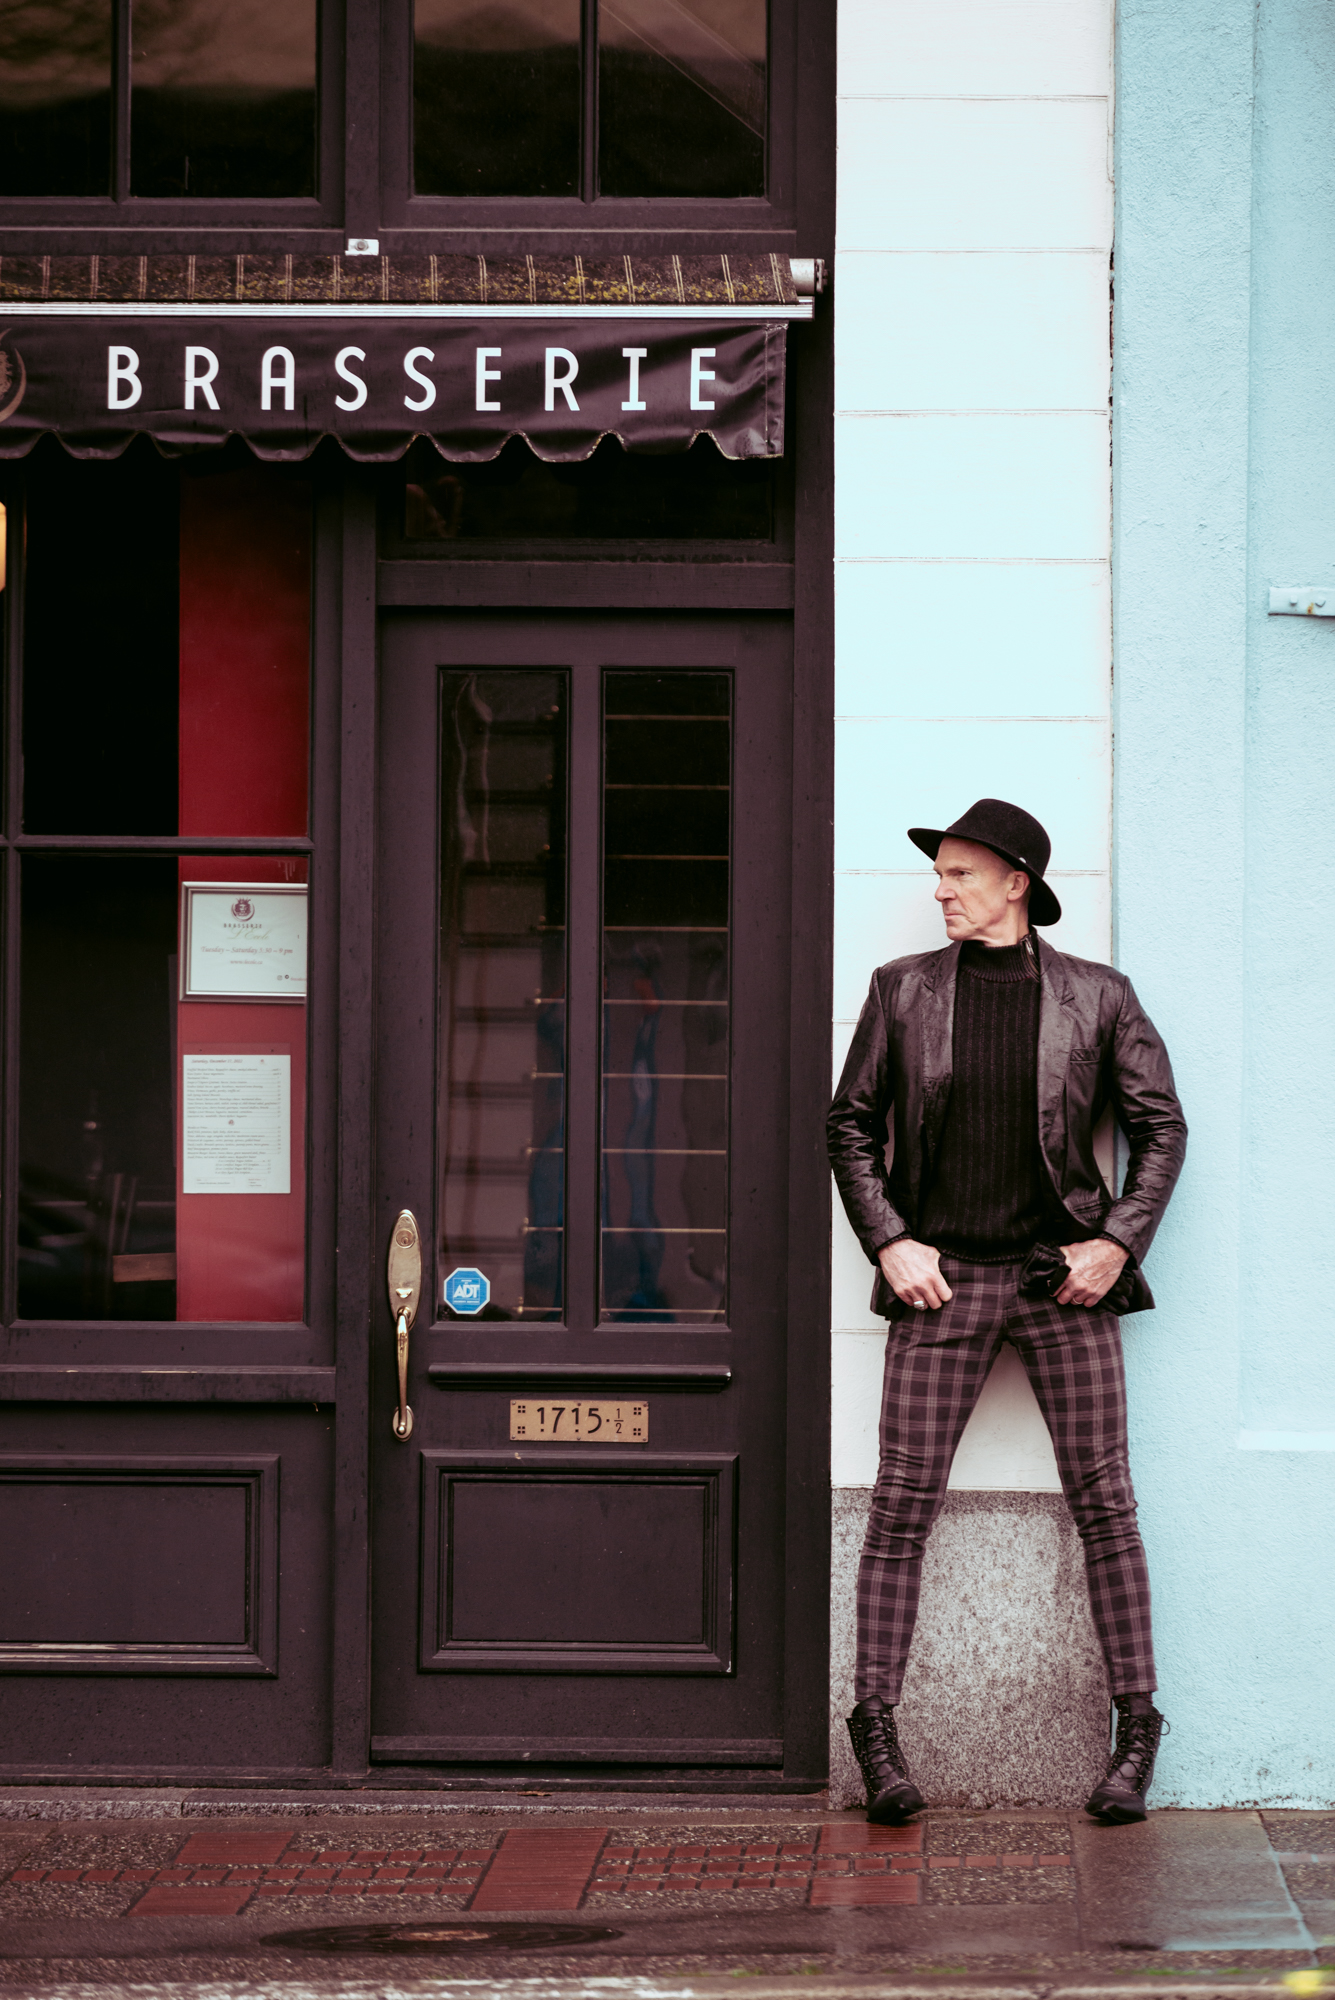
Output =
[
  {"x1": 23, "y1": 446, "x2": 179, "y2": 837},
  {"x1": 15, "y1": 447, "x2": 312, "y2": 1324},
  {"x1": 17, "y1": 855, "x2": 308, "y2": 1323},
  {"x1": 23, "y1": 447, "x2": 309, "y2": 839},
  {"x1": 19, "y1": 856, "x2": 177, "y2": 1319}
]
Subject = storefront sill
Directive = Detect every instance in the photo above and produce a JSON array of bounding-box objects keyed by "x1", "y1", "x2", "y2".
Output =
[{"x1": 0, "y1": 1365, "x2": 336, "y2": 1403}]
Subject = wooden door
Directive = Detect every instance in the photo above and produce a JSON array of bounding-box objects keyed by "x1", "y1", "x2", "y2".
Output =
[{"x1": 369, "y1": 610, "x2": 797, "y2": 1778}]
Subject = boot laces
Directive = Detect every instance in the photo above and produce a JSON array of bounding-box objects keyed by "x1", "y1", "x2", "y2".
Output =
[
  {"x1": 1108, "y1": 1706, "x2": 1166, "y2": 1777},
  {"x1": 855, "y1": 1705, "x2": 906, "y2": 1780}
]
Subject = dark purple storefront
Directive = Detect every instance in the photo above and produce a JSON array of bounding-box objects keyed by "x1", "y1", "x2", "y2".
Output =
[{"x1": 0, "y1": 0, "x2": 835, "y2": 1791}]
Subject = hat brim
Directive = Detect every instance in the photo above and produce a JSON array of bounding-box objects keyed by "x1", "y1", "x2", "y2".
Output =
[{"x1": 907, "y1": 825, "x2": 1062, "y2": 927}]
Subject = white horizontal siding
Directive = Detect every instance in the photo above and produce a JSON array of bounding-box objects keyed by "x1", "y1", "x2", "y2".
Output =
[{"x1": 832, "y1": 0, "x2": 1113, "y2": 1491}]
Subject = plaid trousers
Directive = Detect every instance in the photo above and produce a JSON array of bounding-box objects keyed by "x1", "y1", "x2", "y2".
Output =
[{"x1": 855, "y1": 1256, "x2": 1157, "y2": 1703}]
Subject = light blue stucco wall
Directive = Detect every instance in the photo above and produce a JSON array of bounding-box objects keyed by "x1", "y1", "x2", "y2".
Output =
[{"x1": 1115, "y1": 0, "x2": 1335, "y2": 1805}]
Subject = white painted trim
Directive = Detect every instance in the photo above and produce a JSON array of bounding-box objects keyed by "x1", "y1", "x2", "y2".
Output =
[
  {"x1": 835, "y1": 555, "x2": 1109, "y2": 565},
  {"x1": 838, "y1": 407, "x2": 1109, "y2": 417},
  {"x1": 839, "y1": 94, "x2": 1109, "y2": 104}
]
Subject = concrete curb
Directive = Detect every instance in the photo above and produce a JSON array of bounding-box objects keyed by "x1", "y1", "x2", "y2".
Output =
[
  {"x1": 377, "y1": 1988, "x2": 1302, "y2": 1999},
  {"x1": 0, "y1": 1791, "x2": 841, "y2": 1822},
  {"x1": 0, "y1": 1980, "x2": 1310, "y2": 2000}
]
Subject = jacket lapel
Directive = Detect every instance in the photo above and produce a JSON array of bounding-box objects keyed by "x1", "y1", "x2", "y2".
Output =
[
  {"x1": 1036, "y1": 936, "x2": 1075, "y2": 1167},
  {"x1": 919, "y1": 943, "x2": 959, "y2": 1170}
]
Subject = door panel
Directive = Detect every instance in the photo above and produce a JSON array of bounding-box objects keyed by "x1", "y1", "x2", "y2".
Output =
[
  {"x1": 417, "y1": 1452, "x2": 735, "y2": 1673},
  {"x1": 370, "y1": 611, "x2": 792, "y2": 1774},
  {"x1": 0, "y1": 1406, "x2": 333, "y2": 1771}
]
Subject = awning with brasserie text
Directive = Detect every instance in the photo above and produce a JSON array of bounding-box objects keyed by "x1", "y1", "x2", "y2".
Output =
[{"x1": 0, "y1": 252, "x2": 808, "y2": 462}]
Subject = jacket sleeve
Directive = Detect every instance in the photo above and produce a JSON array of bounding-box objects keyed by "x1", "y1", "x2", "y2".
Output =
[
  {"x1": 827, "y1": 971, "x2": 911, "y2": 1263},
  {"x1": 1101, "y1": 976, "x2": 1188, "y2": 1264}
]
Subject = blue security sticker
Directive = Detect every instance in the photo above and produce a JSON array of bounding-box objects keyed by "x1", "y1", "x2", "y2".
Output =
[{"x1": 444, "y1": 1266, "x2": 490, "y2": 1315}]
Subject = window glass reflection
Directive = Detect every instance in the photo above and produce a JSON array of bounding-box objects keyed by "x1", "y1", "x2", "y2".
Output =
[
  {"x1": 23, "y1": 448, "x2": 311, "y2": 840},
  {"x1": 601, "y1": 672, "x2": 729, "y2": 1322},
  {"x1": 439, "y1": 673, "x2": 567, "y2": 1321},
  {"x1": 131, "y1": 0, "x2": 316, "y2": 197},
  {"x1": 23, "y1": 441, "x2": 179, "y2": 837},
  {"x1": 415, "y1": 0, "x2": 579, "y2": 197},
  {"x1": 20, "y1": 858, "x2": 179, "y2": 1321},
  {"x1": 599, "y1": 0, "x2": 765, "y2": 197},
  {"x1": 401, "y1": 437, "x2": 775, "y2": 545},
  {"x1": 0, "y1": 0, "x2": 111, "y2": 195},
  {"x1": 18, "y1": 855, "x2": 309, "y2": 1322}
]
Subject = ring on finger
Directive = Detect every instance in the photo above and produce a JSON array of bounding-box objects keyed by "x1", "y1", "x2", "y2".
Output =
[{"x1": 911, "y1": 1298, "x2": 926, "y2": 1309}]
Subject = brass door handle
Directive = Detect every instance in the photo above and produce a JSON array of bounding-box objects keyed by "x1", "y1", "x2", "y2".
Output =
[{"x1": 387, "y1": 1208, "x2": 421, "y2": 1441}]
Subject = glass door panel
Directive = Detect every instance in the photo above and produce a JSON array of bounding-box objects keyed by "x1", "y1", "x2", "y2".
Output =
[
  {"x1": 437, "y1": 672, "x2": 568, "y2": 1321},
  {"x1": 601, "y1": 671, "x2": 730, "y2": 1323}
]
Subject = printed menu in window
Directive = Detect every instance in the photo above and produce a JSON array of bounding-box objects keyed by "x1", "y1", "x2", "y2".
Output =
[{"x1": 182, "y1": 1051, "x2": 291, "y2": 1195}]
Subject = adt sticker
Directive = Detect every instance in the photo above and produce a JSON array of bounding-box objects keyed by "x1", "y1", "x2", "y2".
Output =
[{"x1": 444, "y1": 1266, "x2": 490, "y2": 1315}]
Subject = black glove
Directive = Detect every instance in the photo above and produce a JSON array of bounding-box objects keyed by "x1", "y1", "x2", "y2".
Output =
[{"x1": 1018, "y1": 1241, "x2": 1139, "y2": 1314}]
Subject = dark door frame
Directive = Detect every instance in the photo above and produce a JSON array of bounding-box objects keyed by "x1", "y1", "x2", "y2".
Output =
[{"x1": 326, "y1": 312, "x2": 832, "y2": 1790}]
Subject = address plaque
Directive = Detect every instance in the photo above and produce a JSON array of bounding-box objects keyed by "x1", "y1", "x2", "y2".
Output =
[{"x1": 509, "y1": 1400, "x2": 648, "y2": 1442}]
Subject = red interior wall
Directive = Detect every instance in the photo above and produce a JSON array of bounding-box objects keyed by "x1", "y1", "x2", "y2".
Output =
[
  {"x1": 179, "y1": 470, "x2": 310, "y2": 836},
  {"x1": 176, "y1": 471, "x2": 311, "y2": 1322}
]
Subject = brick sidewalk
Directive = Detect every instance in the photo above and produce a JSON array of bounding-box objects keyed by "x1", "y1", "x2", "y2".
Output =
[{"x1": 5, "y1": 1820, "x2": 1073, "y2": 1918}]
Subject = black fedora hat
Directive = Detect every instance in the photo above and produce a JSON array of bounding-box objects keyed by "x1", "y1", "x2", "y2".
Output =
[{"x1": 907, "y1": 798, "x2": 1062, "y2": 927}]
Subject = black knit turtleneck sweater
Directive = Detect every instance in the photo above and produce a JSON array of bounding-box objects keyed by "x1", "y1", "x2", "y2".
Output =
[{"x1": 918, "y1": 937, "x2": 1064, "y2": 1261}]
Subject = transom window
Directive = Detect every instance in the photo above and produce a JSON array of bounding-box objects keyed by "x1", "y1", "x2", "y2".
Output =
[
  {"x1": 413, "y1": 0, "x2": 767, "y2": 199},
  {"x1": 0, "y1": 0, "x2": 794, "y2": 221},
  {"x1": 0, "y1": 0, "x2": 318, "y2": 198}
]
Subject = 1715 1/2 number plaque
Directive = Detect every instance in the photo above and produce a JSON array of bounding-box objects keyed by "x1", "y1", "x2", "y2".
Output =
[{"x1": 510, "y1": 1401, "x2": 648, "y2": 1442}]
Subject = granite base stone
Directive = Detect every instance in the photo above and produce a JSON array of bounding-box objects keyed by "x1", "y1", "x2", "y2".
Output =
[{"x1": 830, "y1": 1490, "x2": 1110, "y2": 1809}]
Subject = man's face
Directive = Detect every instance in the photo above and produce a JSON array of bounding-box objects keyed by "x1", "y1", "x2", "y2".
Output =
[{"x1": 933, "y1": 836, "x2": 1029, "y2": 942}]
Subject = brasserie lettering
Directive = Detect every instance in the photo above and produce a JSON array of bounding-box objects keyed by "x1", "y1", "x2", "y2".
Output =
[{"x1": 105, "y1": 342, "x2": 726, "y2": 414}]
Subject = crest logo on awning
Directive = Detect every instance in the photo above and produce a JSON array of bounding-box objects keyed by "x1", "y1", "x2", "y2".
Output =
[{"x1": 0, "y1": 334, "x2": 27, "y2": 425}]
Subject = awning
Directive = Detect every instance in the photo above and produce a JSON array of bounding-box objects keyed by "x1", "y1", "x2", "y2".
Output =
[{"x1": 0, "y1": 251, "x2": 811, "y2": 462}]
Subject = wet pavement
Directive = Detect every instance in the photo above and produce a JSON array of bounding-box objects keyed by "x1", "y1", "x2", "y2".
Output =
[{"x1": 0, "y1": 1792, "x2": 1329, "y2": 1998}]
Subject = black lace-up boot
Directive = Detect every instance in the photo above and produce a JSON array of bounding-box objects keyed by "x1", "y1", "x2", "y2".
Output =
[
  {"x1": 1085, "y1": 1695, "x2": 1167, "y2": 1824},
  {"x1": 847, "y1": 1696, "x2": 925, "y2": 1824}
]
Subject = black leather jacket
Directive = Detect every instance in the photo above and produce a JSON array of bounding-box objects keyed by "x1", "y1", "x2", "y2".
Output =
[{"x1": 827, "y1": 935, "x2": 1188, "y2": 1316}]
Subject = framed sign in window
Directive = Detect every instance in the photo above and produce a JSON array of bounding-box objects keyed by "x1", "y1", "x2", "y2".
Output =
[{"x1": 180, "y1": 883, "x2": 308, "y2": 1002}]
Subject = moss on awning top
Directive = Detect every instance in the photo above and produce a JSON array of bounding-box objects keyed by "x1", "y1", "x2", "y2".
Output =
[{"x1": 0, "y1": 251, "x2": 800, "y2": 309}]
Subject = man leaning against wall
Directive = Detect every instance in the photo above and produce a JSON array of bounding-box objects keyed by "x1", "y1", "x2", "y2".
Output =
[{"x1": 827, "y1": 799, "x2": 1188, "y2": 1826}]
